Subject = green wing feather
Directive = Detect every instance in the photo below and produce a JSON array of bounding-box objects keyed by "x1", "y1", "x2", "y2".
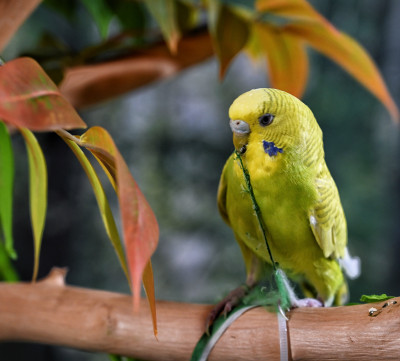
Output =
[
  {"x1": 309, "y1": 164, "x2": 347, "y2": 259},
  {"x1": 217, "y1": 155, "x2": 231, "y2": 226}
]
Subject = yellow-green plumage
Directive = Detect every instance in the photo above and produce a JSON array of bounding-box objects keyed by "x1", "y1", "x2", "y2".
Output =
[{"x1": 218, "y1": 88, "x2": 358, "y2": 306}]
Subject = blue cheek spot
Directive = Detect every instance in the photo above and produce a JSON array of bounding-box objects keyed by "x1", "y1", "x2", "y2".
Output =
[{"x1": 263, "y1": 140, "x2": 283, "y2": 157}]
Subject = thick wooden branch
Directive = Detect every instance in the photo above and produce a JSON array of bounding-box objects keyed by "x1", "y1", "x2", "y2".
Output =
[{"x1": 0, "y1": 269, "x2": 399, "y2": 360}]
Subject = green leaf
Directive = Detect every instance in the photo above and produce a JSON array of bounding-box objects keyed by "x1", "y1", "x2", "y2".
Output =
[
  {"x1": 59, "y1": 134, "x2": 130, "y2": 284},
  {"x1": 0, "y1": 242, "x2": 19, "y2": 282},
  {"x1": 108, "y1": 355, "x2": 136, "y2": 361},
  {"x1": 176, "y1": 0, "x2": 198, "y2": 33},
  {"x1": 360, "y1": 294, "x2": 395, "y2": 303},
  {"x1": 0, "y1": 242, "x2": 19, "y2": 281},
  {"x1": 20, "y1": 128, "x2": 47, "y2": 281},
  {"x1": 144, "y1": 0, "x2": 180, "y2": 53},
  {"x1": 108, "y1": 355, "x2": 122, "y2": 361},
  {"x1": 81, "y1": 0, "x2": 114, "y2": 39},
  {"x1": 208, "y1": 1, "x2": 250, "y2": 78},
  {"x1": 0, "y1": 121, "x2": 17, "y2": 259},
  {"x1": 112, "y1": 1, "x2": 147, "y2": 35},
  {"x1": 65, "y1": 126, "x2": 159, "y2": 336},
  {"x1": 44, "y1": 0, "x2": 78, "y2": 21}
]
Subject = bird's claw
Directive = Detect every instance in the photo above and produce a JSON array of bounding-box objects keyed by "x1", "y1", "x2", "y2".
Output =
[
  {"x1": 292, "y1": 297, "x2": 324, "y2": 308},
  {"x1": 205, "y1": 285, "x2": 249, "y2": 334}
]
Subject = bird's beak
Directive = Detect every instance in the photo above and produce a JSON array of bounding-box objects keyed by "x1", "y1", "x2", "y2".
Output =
[{"x1": 230, "y1": 119, "x2": 250, "y2": 152}]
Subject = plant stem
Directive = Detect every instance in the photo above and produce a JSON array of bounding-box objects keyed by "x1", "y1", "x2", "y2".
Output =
[{"x1": 234, "y1": 150, "x2": 277, "y2": 271}]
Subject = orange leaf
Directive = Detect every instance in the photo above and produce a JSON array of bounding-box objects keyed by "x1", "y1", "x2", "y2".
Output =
[
  {"x1": 255, "y1": 23, "x2": 308, "y2": 98},
  {"x1": 256, "y1": 0, "x2": 399, "y2": 121},
  {"x1": 78, "y1": 126, "x2": 159, "y2": 334},
  {"x1": 284, "y1": 22, "x2": 399, "y2": 121},
  {"x1": 142, "y1": 260, "x2": 157, "y2": 337},
  {"x1": 256, "y1": 0, "x2": 330, "y2": 26},
  {"x1": 0, "y1": 57, "x2": 87, "y2": 131}
]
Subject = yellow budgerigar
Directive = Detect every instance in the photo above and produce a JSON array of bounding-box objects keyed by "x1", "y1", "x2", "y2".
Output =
[{"x1": 210, "y1": 88, "x2": 360, "y2": 324}]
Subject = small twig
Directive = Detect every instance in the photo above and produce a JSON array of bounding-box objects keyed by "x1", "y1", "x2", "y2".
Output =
[
  {"x1": 55, "y1": 129, "x2": 114, "y2": 160},
  {"x1": 55, "y1": 129, "x2": 80, "y2": 143}
]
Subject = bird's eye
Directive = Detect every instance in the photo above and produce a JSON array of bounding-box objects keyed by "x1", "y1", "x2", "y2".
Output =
[{"x1": 258, "y1": 113, "x2": 274, "y2": 127}]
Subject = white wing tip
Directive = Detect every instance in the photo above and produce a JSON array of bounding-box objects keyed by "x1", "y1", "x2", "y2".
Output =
[{"x1": 339, "y1": 247, "x2": 361, "y2": 280}]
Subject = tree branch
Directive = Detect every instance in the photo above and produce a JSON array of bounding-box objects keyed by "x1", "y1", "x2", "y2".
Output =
[
  {"x1": 0, "y1": 0, "x2": 41, "y2": 52},
  {"x1": 59, "y1": 30, "x2": 214, "y2": 109},
  {"x1": 0, "y1": 268, "x2": 399, "y2": 360}
]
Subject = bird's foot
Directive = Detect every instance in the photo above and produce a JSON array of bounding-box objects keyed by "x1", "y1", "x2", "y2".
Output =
[
  {"x1": 205, "y1": 284, "x2": 249, "y2": 334},
  {"x1": 292, "y1": 297, "x2": 324, "y2": 308}
]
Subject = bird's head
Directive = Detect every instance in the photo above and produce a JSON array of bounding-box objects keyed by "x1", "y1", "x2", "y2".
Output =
[{"x1": 229, "y1": 88, "x2": 319, "y2": 157}]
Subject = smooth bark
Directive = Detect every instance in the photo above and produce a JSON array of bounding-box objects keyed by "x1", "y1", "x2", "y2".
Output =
[{"x1": 0, "y1": 269, "x2": 399, "y2": 360}]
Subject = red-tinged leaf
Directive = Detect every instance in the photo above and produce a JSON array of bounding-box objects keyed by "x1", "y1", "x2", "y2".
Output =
[
  {"x1": 58, "y1": 133, "x2": 130, "y2": 285},
  {"x1": 19, "y1": 128, "x2": 47, "y2": 282},
  {"x1": 78, "y1": 126, "x2": 159, "y2": 333},
  {"x1": 0, "y1": 0, "x2": 41, "y2": 51},
  {"x1": 255, "y1": 23, "x2": 308, "y2": 97},
  {"x1": 0, "y1": 121, "x2": 16, "y2": 259},
  {"x1": 144, "y1": 0, "x2": 180, "y2": 54},
  {"x1": 284, "y1": 23, "x2": 399, "y2": 121},
  {"x1": 208, "y1": 1, "x2": 250, "y2": 78},
  {"x1": 0, "y1": 57, "x2": 87, "y2": 131}
]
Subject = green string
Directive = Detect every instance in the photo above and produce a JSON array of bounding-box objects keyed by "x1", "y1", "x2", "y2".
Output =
[
  {"x1": 234, "y1": 149, "x2": 292, "y2": 311},
  {"x1": 234, "y1": 149, "x2": 277, "y2": 272}
]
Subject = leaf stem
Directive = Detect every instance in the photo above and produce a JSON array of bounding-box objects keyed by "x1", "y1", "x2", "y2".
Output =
[
  {"x1": 55, "y1": 129, "x2": 115, "y2": 160},
  {"x1": 234, "y1": 150, "x2": 277, "y2": 271}
]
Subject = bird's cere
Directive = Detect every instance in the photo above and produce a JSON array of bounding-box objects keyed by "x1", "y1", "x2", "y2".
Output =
[
  {"x1": 230, "y1": 119, "x2": 250, "y2": 151},
  {"x1": 229, "y1": 119, "x2": 250, "y2": 134}
]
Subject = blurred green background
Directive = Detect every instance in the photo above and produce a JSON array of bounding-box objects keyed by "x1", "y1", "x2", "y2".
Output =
[{"x1": 1, "y1": 0, "x2": 400, "y2": 360}]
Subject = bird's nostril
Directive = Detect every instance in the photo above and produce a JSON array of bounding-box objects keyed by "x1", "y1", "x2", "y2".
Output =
[{"x1": 230, "y1": 119, "x2": 250, "y2": 134}]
